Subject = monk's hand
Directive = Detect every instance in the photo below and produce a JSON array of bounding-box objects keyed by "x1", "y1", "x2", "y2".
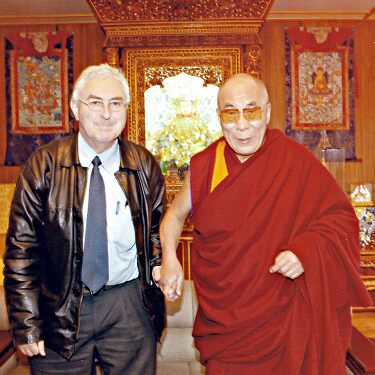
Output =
[
  {"x1": 157, "y1": 257, "x2": 183, "y2": 301},
  {"x1": 269, "y1": 250, "x2": 304, "y2": 279},
  {"x1": 18, "y1": 341, "x2": 46, "y2": 357}
]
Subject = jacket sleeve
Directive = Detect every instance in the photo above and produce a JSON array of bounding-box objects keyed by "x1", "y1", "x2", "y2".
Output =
[
  {"x1": 4, "y1": 161, "x2": 45, "y2": 345},
  {"x1": 147, "y1": 152, "x2": 166, "y2": 269}
]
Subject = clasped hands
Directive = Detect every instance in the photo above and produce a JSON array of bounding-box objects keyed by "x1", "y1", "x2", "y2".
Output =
[{"x1": 153, "y1": 257, "x2": 183, "y2": 302}]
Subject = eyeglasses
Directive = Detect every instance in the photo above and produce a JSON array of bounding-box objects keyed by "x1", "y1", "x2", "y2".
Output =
[
  {"x1": 219, "y1": 104, "x2": 268, "y2": 124},
  {"x1": 78, "y1": 99, "x2": 127, "y2": 112}
]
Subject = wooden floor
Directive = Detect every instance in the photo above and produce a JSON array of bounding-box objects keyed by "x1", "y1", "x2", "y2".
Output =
[{"x1": 352, "y1": 310, "x2": 375, "y2": 342}]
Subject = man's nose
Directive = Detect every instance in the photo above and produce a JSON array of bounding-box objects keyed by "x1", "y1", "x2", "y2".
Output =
[
  {"x1": 236, "y1": 111, "x2": 249, "y2": 130},
  {"x1": 101, "y1": 104, "x2": 111, "y2": 119}
]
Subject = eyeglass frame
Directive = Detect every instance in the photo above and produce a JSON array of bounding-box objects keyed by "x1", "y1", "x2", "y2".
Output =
[
  {"x1": 78, "y1": 98, "x2": 128, "y2": 112},
  {"x1": 219, "y1": 102, "x2": 269, "y2": 125}
]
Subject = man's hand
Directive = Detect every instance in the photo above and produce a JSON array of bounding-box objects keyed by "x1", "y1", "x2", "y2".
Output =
[
  {"x1": 270, "y1": 250, "x2": 304, "y2": 279},
  {"x1": 18, "y1": 340, "x2": 46, "y2": 357},
  {"x1": 154, "y1": 257, "x2": 183, "y2": 301}
]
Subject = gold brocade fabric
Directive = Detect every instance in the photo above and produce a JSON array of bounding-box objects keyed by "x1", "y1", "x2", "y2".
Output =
[{"x1": 0, "y1": 184, "x2": 15, "y2": 234}]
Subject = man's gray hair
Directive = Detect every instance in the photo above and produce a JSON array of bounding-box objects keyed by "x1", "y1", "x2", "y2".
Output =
[{"x1": 71, "y1": 63, "x2": 130, "y2": 105}]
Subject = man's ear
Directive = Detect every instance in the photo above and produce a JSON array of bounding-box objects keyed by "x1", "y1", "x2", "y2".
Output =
[{"x1": 70, "y1": 99, "x2": 79, "y2": 121}]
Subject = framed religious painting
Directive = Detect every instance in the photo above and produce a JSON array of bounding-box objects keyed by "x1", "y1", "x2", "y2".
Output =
[
  {"x1": 4, "y1": 31, "x2": 73, "y2": 165},
  {"x1": 285, "y1": 27, "x2": 357, "y2": 160},
  {"x1": 124, "y1": 46, "x2": 242, "y2": 203}
]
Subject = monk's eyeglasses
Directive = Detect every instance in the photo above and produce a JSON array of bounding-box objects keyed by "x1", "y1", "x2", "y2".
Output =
[{"x1": 219, "y1": 103, "x2": 268, "y2": 124}]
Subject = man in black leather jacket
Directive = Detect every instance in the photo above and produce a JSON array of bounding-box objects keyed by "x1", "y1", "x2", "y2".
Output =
[{"x1": 4, "y1": 64, "x2": 166, "y2": 374}]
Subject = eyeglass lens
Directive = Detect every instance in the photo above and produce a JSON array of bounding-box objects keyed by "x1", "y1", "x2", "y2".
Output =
[
  {"x1": 220, "y1": 107, "x2": 262, "y2": 123},
  {"x1": 82, "y1": 100, "x2": 125, "y2": 112}
]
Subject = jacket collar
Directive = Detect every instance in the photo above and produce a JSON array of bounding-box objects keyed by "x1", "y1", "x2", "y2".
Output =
[
  {"x1": 59, "y1": 132, "x2": 139, "y2": 171},
  {"x1": 60, "y1": 132, "x2": 80, "y2": 167},
  {"x1": 118, "y1": 137, "x2": 139, "y2": 171}
]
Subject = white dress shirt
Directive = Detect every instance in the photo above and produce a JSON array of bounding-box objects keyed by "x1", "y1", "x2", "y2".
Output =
[{"x1": 78, "y1": 133, "x2": 139, "y2": 285}]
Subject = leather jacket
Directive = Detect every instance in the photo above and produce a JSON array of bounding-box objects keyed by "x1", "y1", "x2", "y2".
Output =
[{"x1": 4, "y1": 133, "x2": 166, "y2": 359}]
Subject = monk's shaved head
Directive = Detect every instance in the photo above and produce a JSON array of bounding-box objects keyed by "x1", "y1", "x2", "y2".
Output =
[
  {"x1": 216, "y1": 72, "x2": 271, "y2": 162},
  {"x1": 218, "y1": 73, "x2": 269, "y2": 108}
]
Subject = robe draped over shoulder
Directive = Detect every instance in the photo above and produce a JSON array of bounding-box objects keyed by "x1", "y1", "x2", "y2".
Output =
[{"x1": 189, "y1": 129, "x2": 372, "y2": 374}]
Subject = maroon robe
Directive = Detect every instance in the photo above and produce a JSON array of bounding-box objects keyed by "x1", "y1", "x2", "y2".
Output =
[{"x1": 189, "y1": 129, "x2": 372, "y2": 374}]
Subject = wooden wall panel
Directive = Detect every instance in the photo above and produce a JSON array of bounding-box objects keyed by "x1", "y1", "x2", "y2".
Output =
[
  {"x1": 0, "y1": 23, "x2": 105, "y2": 182},
  {"x1": 261, "y1": 20, "x2": 375, "y2": 191}
]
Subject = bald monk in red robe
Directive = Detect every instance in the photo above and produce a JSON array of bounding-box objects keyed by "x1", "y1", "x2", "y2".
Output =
[{"x1": 154, "y1": 73, "x2": 372, "y2": 374}]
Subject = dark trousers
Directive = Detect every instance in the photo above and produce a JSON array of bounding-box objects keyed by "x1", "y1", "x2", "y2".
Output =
[{"x1": 30, "y1": 279, "x2": 156, "y2": 375}]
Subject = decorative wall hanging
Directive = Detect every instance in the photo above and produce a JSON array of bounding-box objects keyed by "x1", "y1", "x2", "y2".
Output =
[
  {"x1": 5, "y1": 31, "x2": 74, "y2": 165},
  {"x1": 284, "y1": 27, "x2": 356, "y2": 160}
]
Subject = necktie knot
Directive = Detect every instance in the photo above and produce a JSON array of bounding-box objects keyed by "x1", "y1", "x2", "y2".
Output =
[{"x1": 92, "y1": 156, "x2": 102, "y2": 167}]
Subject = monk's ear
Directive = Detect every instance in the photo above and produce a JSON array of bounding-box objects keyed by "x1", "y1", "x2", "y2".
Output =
[
  {"x1": 265, "y1": 102, "x2": 271, "y2": 125},
  {"x1": 70, "y1": 99, "x2": 79, "y2": 121}
]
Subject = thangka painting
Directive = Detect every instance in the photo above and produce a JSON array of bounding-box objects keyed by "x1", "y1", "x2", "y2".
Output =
[
  {"x1": 5, "y1": 32, "x2": 74, "y2": 165},
  {"x1": 285, "y1": 27, "x2": 356, "y2": 160}
]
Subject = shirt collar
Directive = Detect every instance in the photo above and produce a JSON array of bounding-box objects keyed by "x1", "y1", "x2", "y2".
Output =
[{"x1": 78, "y1": 133, "x2": 119, "y2": 173}]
